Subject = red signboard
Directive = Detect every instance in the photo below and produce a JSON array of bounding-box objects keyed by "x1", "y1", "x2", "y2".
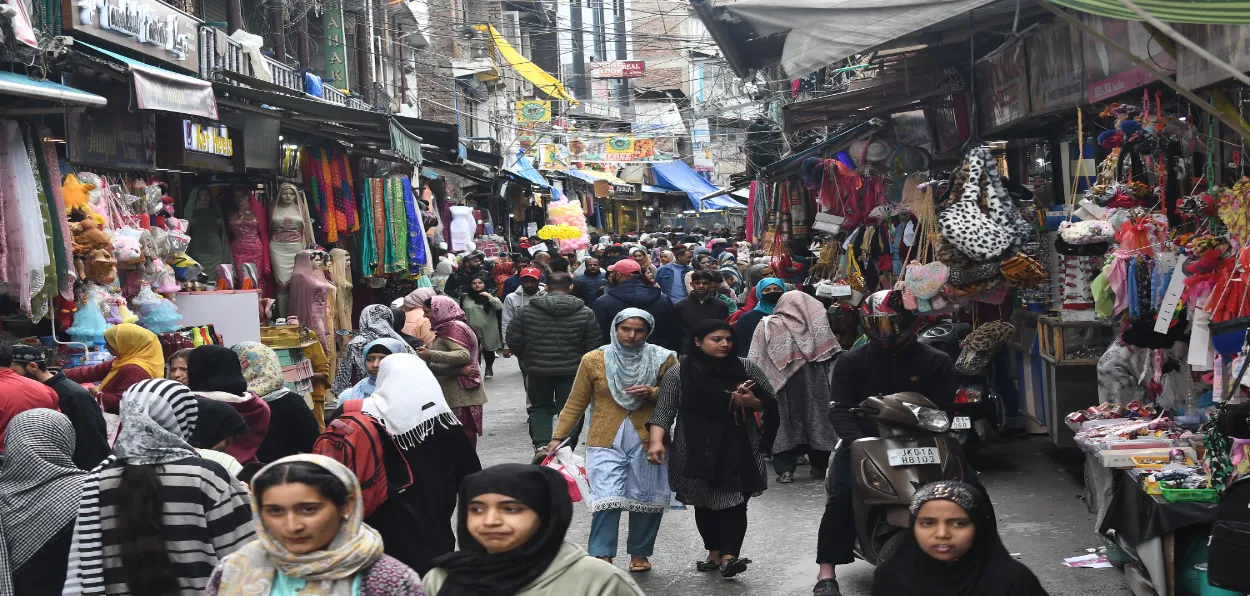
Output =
[
  {"x1": 590, "y1": 60, "x2": 645, "y2": 79},
  {"x1": 974, "y1": 37, "x2": 1029, "y2": 132},
  {"x1": 1080, "y1": 13, "x2": 1174, "y2": 103}
]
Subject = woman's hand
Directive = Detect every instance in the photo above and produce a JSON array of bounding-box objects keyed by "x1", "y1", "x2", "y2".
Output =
[
  {"x1": 729, "y1": 385, "x2": 762, "y2": 411},
  {"x1": 545, "y1": 438, "x2": 563, "y2": 455},
  {"x1": 460, "y1": 364, "x2": 478, "y2": 377},
  {"x1": 417, "y1": 347, "x2": 432, "y2": 361},
  {"x1": 646, "y1": 440, "x2": 666, "y2": 465},
  {"x1": 624, "y1": 385, "x2": 652, "y2": 399}
]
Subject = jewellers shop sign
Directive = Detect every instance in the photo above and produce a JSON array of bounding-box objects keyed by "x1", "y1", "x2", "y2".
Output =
[{"x1": 66, "y1": 0, "x2": 199, "y2": 67}]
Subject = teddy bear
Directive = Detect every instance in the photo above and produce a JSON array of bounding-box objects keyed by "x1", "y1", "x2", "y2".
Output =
[
  {"x1": 62, "y1": 173, "x2": 95, "y2": 210},
  {"x1": 69, "y1": 212, "x2": 112, "y2": 255},
  {"x1": 83, "y1": 248, "x2": 117, "y2": 285}
]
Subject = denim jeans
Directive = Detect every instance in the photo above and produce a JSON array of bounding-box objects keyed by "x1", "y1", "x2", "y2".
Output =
[{"x1": 587, "y1": 510, "x2": 663, "y2": 558}]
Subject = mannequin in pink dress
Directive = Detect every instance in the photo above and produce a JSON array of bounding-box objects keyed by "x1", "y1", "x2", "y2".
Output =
[
  {"x1": 290, "y1": 250, "x2": 333, "y2": 358},
  {"x1": 228, "y1": 187, "x2": 271, "y2": 295},
  {"x1": 269, "y1": 183, "x2": 314, "y2": 317}
]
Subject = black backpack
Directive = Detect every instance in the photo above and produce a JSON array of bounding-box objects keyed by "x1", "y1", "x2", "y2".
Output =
[{"x1": 1208, "y1": 476, "x2": 1250, "y2": 591}]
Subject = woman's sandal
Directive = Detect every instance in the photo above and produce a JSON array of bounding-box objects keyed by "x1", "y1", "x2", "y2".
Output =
[
  {"x1": 720, "y1": 556, "x2": 751, "y2": 578},
  {"x1": 596, "y1": 556, "x2": 614, "y2": 565},
  {"x1": 629, "y1": 559, "x2": 652, "y2": 573},
  {"x1": 696, "y1": 559, "x2": 720, "y2": 572}
]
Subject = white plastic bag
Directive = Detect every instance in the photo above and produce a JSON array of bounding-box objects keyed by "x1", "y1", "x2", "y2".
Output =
[{"x1": 542, "y1": 446, "x2": 590, "y2": 504}]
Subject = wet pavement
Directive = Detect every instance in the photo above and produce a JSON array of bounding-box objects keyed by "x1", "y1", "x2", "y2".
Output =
[{"x1": 474, "y1": 357, "x2": 1133, "y2": 596}]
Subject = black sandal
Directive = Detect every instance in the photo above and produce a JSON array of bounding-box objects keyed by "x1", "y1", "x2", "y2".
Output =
[
  {"x1": 696, "y1": 559, "x2": 720, "y2": 572},
  {"x1": 720, "y1": 556, "x2": 750, "y2": 578}
]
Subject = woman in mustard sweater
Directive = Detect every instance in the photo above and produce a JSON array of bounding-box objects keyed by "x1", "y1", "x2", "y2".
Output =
[{"x1": 545, "y1": 308, "x2": 676, "y2": 573}]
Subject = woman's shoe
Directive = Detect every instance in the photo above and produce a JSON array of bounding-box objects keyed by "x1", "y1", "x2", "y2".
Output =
[
  {"x1": 720, "y1": 556, "x2": 750, "y2": 578},
  {"x1": 485, "y1": 366, "x2": 494, "y2": 379},
  {"x1": 629, "y1": 558, "x2": 652, "y2": 573},
  {"x1": 696, "y1": 559, "x2": 720, "y2": 572},
  {"x1": 777, "y1": 471, "x2": 794, "y2": 483}
]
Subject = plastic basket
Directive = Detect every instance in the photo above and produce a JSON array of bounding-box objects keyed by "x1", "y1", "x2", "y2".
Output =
[{"x1": 1161, "y1": 488, "x2": 1219, "y2": 503}]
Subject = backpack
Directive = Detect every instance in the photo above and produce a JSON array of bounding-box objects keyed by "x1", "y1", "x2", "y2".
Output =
[
  {"x1": 312, "y1": 401, "x2": 412, "y2": 518},
  {"x1": 1208, "y1": 476, "x2": 1250, "y2": 591}
]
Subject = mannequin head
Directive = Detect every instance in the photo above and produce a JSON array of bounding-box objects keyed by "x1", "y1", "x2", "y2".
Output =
[
  {"x1": 278, "y1": 184, "x2": 298, "y2": 207},
  {"x1": 194, "y1": 188, "x2": 214, "y2": 209},
  {"x1": 233, "y1": 187, "x2": 250, "y2": 208},
  {"x1": 311, "y1": 250, "x2": 331, "y2": 271}
]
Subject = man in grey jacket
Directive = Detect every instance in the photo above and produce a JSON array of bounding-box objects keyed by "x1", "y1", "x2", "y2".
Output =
[
  {"x1": 506, "y1": 272, "x2": 599, "y2": 449},
  {"x1": 501, "y1": 267, "x2": 546, "y2": 358}
]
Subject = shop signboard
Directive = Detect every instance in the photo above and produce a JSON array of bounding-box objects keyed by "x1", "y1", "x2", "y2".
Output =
[
  {"x1": 183, "y1": 121, "x2": 233, "y2": 157},
  {"x1": 132, "y1": 67, "x2": 218, "y2": 119},
  {"x1": 1080, "y1": 13, "x2": 1174, "y2": 103},
  {"x1": 515, "y1": 100, "x2": 551, "y2": 123},
  {"x1": 1025, "y1": 22, "x2": 1085, "y2": 116},
  {"x1": 1175, "y1": 24, "x2": 1250, "y2": 90},
  {"x1": 155, "y1": 114, "x2": 240, "y2": 172},
  {"x1": 323, "y1": 5, "x2": 349, "y2": 87},
  {"x1": 605, "y1": 136, "x2": 635, "y2": 162},
  {"x1": 568, "y1": 101, "x2": 624, "y2": 121},
  {"x1": 974, "y1": 37, "x2": 1029, "y2": 132},
  {"x1": 691, "y1": 118, "x2": 713, "y2": 175},
  {"x1": 65, "y1": 0, "x2": 198, "y2": 66},
  {"x1": 570, "y1": 135, "x2": 676, "y2": 164},
  {"x1": 589, "y1": 60, "x2": 644, "y2": 79},
  {"x1": 67, "y1": 78, "x2": 154, "y2": 170}
]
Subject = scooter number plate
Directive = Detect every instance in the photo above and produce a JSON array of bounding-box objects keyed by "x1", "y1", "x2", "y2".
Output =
[
  {"x1": 887, "y1": 447, "x2": 941, "y2": 467},
  {"x1": 952, "y1": 416, "x2": 971, "y2": 430}
]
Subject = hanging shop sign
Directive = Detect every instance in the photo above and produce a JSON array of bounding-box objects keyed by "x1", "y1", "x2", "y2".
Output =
[
  {"x1": 590, "y1": 60, "x2": 645, "y2": 79},
  {"x1": 536, "y1": 143, "x2": 568, "y2": 170},
  {"x1": 605, "y1": 136, "x2": 636, "y2": 162},
  {"x1": 1080, "y1": 13, "x2": 1174, "y2": 103},
  {"x1": 132, "y1": 66, "x2": 218, "y2": 119},
  {"x1": 1025, "y1": 22, "x2": 1085, "y2": 116},
  {"x1": 183, "y1": 121, "x2": 233, "y2": 157},
  {"x1": 974, "y1": 37, "x2": 1029, "y2": 132},
  {"x1": 1175, "y1": 24, "x2": 1250, "y2": 90},
  {"x1": 515, "y1": 100, "x2": 552, "y2": 123},
  {"x1": 570, "y1": 135, "x2": 677, "y2": 164},
  {"x1": 323, "y1": 6, "x2": 349, "y2": 86},
  {"x1": 155, "y1": 114, "x2": 241, "y2": 172},
  {"x1": 67, "y1": 0, "x2": 198, "y2": 66},
  {"x1": 568, "y1": 101, "x2": 623, "y2": 121},
  {"x1": 66, "y1": 77, "x2": 154, "y2": 170}
]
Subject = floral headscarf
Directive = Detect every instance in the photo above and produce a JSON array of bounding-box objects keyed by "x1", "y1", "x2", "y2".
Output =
[{"x1": 231, "y1": 342, "x2": 286, "y2": 401}]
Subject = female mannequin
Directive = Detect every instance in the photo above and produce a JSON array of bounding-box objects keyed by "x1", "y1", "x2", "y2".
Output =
[
  {"x1": 311, "y1": 249, "x2": 339, "y2": 361},
  {"x1": 227, "y1": 186, "x2": 271, "y2": 295},
  {"x1": 290, "y1": 250, "x2": 334, "y2": 360},
  {"x1": 329, "y1": 247, "x2": 354, "y2": 334},
  {"x1": 184, "y1": 187, "x2": 231, "y2": 283},
  {"x1": 269, "y1": 183, "x2": 314, "y2": 316}
]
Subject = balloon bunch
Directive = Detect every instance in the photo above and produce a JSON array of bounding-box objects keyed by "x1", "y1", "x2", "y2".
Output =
[{"x1": 546, "y1": 195, "x2": 589, "y2": 252}]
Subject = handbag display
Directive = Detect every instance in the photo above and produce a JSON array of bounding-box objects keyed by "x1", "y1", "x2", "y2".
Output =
[
  {"x1": 999, "y1": 253, "x2": 1046, "y2": 288},
  {"x1": 938, "y1": 148, "x2": 1015, "y2": 262}
]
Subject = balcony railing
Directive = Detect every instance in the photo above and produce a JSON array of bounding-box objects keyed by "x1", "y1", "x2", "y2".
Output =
[{"x1": 199, "y1": 26, "x2": 349, "y2": 107}]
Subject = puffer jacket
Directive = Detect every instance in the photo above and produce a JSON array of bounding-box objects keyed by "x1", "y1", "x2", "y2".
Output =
[
  {"x1": 591, "y1": 280, "x2": 678, "y2": 351},
  {"x1": 506, "y1": 293, "x2": 600, "y2": 376}
]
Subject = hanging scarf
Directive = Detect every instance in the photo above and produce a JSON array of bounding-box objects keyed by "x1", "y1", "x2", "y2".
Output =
[
  {"x1": 362, "y1": 353, "x2": 461, "y2": 449},
  {"x1": 402, "y1": 178, "x2": 427, "y2": 271},
  {"x1": 359, "y1": 179, "x2": 377, "y2": 277},
  {"x1": 428, "y1": 296, "x2": 482, "y2": 390},
  {"x1": 101, "y1": 323, "x2": 165, "y2": 387},
  {"x1": 385, "y1": 178, "x2": 408, "y2": 274},
  {"x1": 212, "y1": 455, "x2": 384, "y2": 596},
  {"x1": 602, "y1": 309, "x2": 675, "y2": 411},
  {"x1": 749, "y1": 292, "x2": 841, "y2": 391},
  {"x1": 37, "y1": 126, "x2": 75, "y2": 299},
  {"x1": 753, "y1": 277, "x2": 787, "y2": 315},
  {"x1": 232, "y1": 341, "x2": 287, "y2": 401}
]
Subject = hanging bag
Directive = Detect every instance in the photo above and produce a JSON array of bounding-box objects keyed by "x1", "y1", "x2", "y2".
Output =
[
  {"x1": 938, "y1": 148, "x2": 1014, "y2": 261},
  {"x1": 902, "y1": 185, "x2": 949, "y2": 299}
]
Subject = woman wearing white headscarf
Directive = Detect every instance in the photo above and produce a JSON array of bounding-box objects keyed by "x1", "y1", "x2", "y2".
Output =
[{"x1": 544, "y1": 308, "x2": 677, "y2": 573}]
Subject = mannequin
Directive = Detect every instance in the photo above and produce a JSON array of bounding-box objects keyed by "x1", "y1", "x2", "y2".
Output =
[
  {"x1": 227, "y1": 186, "x2": 271, "y2": 295},
  {"x1": 269, "y1": 183, "x2": 314, "y2": 316},
  {"x1": 183, "y1": 186, "x2": 231, "y2": 283},
  {"x1": 290, "y1": 249, "x2": 334, "y2": 360},
  {"x1": 329, "y1": 247, "x2": 354, "y2": 334}
]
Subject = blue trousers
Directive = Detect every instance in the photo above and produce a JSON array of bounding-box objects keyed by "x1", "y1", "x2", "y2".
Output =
[{"x1": 587, "y1": 509, "x2": 663, "y2": 558}]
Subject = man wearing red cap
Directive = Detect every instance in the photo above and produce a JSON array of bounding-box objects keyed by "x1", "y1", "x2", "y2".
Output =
[{"x1": 502, "y1": 267, "x2": 546, "y2": 359}]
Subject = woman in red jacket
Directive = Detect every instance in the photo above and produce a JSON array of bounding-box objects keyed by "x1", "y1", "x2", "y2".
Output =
[{"x1": 65, "y1": 323, "x2": 164, "y2": 413}]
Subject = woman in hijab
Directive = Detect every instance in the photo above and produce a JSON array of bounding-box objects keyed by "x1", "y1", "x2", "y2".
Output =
[
  {"x1": 420, "y1": 296, "x2": 488, "y2": 447},
  {"x1": 646, "y1": 320, "x2": 776, "y2": 578},
  {"x1": 188, "y1": 345, "x2": 272, "y2": 464},
  {"x1": 735, "y1": 278, "x2": 786, "y2": 357},
  {"x1": 342, "y1": 338, "x2": 409, "y2": 403},
  {"x1": 747, "y1": 292, "x2": 841, "y2": 483},
  {"x1": 629, "y1": 247, "x2": 657, "y2": 279},
  {"x1": 544, "y1": 309, "x2": 677, "y2": 573},
  {"x1": 233, "y1": 341, "x2": 322, "y2": 463},
  {"x1": 718, "y1": 253, "x2": 744, "y2": 294},
  {"x1": 458, "y1": 277, "x2": 504, "y2": 379},
  {"x1": 333, "y1": 305, "x2": 413, "y2": 396},
  {"x1": 731, "y1": 264, "x2": 773, "y2": 312},
  {"x1": 658, "y1": 250, "x2": 674, "y2": 266},
  {"x1": 492, "y1": 257, "x2": 515, "y2": 298},
  {"x1": 400, "y1": 288, "x2": 438, "y2": 347},
  {"x1": 206, "y1": 455, "x2": 426, "y2": 596},
  {"x1": 0, "y1": 409, "x2": 86, "y2": 594},
  {"x1": 65, "y1": 323, "x2": 164, "y2": 413},
  {"x1": 62, "y1": 379, "x2": 255, "y2": 595},
  {"x1": 423, "y1": 464, "x2": 644, "y2": 596},
  {"x1": 359, "y1": 353, "x2": 481, "y2": 574},
  {"x1": 871, "y1": 481, "x2": 1050, "y2": 596},
  {"x1": 187, "y1": 396, "x2": 249, "y2": 476}
]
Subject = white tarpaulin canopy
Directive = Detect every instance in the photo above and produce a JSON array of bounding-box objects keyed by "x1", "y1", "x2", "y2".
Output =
[{"x1": 720, "y1": 0, "x2": 999, "y2": 77}]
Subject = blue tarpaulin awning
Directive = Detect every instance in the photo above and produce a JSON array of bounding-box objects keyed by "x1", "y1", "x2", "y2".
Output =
[
  {"x1": 0, "y1": 71, "x2": 106, "y2": 106},
  {"x1": 507, "y1": 155, "x2": 550, "y2": 188},
  {"x1": 651, "y1": 160, "x2": 745, "y2": 210}
]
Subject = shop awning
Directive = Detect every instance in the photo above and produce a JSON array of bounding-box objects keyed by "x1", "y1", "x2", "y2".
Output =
[
  {"x1": 651, "y1": 160, "x2": 746, "y2": 210},
  {"x1": 0, "y1": 71, "x2": 106, "y2": 107},
  {"x1": 507, "y1": 156, "x2": 550, "y2": 188},
  {"x1": 76, "y1": 41, "x2": 217, "y2": 119},
  {"x1": 641, "y1": 184, "x2": 683, "y2": 194}
]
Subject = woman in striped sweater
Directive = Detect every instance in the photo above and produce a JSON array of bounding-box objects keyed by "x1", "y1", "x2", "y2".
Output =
[{"x1": 62, "y1": 379, "x2": 255, "y2": 595}]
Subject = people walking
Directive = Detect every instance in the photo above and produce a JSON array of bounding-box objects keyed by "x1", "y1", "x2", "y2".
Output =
[
  {"x1": 206, "y1": 454, "x2": 427, "y2": 595},
  {"x1": 507, "y1": 272, "x2": 600, "y2": 449},
  {"x1": 232, "y1": 341, "x2": 322, "y2": 463},
  {"x1": 62, "y1": 379, "x2": 255, "y2": 594},
  {"x1": 0, "y1": 344, "x2": 61, "y2": 451},
  {"x1": 444, "y1": 250, "x2": 496, "y2": 299},
  {"x1": 871, "y1": 481, "x2": 1050, "y2": 596},
  {"x1": 0, "y1": 409, "x2": 86, "y2": 594},
  {"x1": 64, "y1": 323, "x2": 164, "y2": 413},
  {"x1": 422, "y1": 464, "x2": 645, "y2": 596},
  {"x1": 502, "y1": 267, "x2": 546, "y2": 346},
  {"x1": 399, "y1": 287, "x2": 438, "y2": 347},
  {"x1": 647, "y1": 320, "x2": 776, "y2": 578},
  {"x1": 459, "y1": 277, "x2": 504, "y2": 379},
  {"x1": 592, "y1": 259, "x2": 679, "y2": 351},
  {"x1": 342, "y1": 338, "x2": 409, "y2": 403},
  {"x1": 674, "y1": 270, "x2": 731, "y2": 352},
  {"x1": 187, "y1": 345, "x2": 272, "y2": 464},
  {"x1": 735, "y1": 277, "x2": 786, "y2": 357},
  {"x1": 747, "y1": 292, "x2": 841, "y2": 482},
  {"x1": 422, "y1": 296, "x2": 488, "y2": 447},
  {"x1": 545, "y1": 308, "x2": 677, "y2": 572},
  {"x1": 577, "y1": 257, "x2": 608, "y2": 301},
  {"x1": 654, "y1": 246, "x2": 693, "y2": 303},
  {"x1": 9, "y1": 345, "x2": 110, "y2": 470},
  {"x1": 359, "y1": 353, "x2": 482, "y2": 574},
  {"x1": 630, "y1": 247, "x2": 657, "y2": 278},
  {"x1": 333, "y1": 305, "x2": 413, "y2": 396}
]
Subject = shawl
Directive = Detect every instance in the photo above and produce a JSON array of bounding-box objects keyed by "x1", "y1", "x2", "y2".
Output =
[
  {"x1": 329, "y1": 248, "x2": 354, "y2": 333},
  {"x1": 1, "y1": 120, "x2": 49, "y2": 315},
  {"x1": 385, "y1": 178, "x2": 408, "y2": 274},
  {"x1": 232, "y1": 341, "x2": 287, "y2": 401},
  {"x1": 343, "y1": 338, "x2": 408, "y2": 402},
  {"x1": 602, "y1": 308, "x2": 674, "y2": 411},
  {"x1": 402, "y1": 178, "x2": 428, "y2": 271},
  {"x1": 246, "y1": 191, "x2": 272, "y2": 279},
  {"x1": 0, "y1": 410, "x2": 85, "y2": 588},
  {"x1": 753, "y1": 277, "x2": 787, "y2": 315},
  {"x1": 336, "y1": 305, "x2": 413, "y2": 394},
  {"x1": 428, "y1": 296, "x2": 482, "y2": 390},
  {"x1": 212, "y1": 455, "x2": 384, "y2": 596},
  {"x1": 429, "y1": 465, "x2": 572, "y2": 596},
  {"x1": 359, "y1": 179, "x2": 377, "y2": 276},
  {"x1": 749, "y1": 292, "x2": 841, "y2": 390},
  {"x1": 102, "y1": 323, "x2": 165, "y2": 387},
  {"x1": 362, "y1": 353, "x2": 461, "y2": 449},
  {"x1": 38, "y1": 127, "x2": 75, "y2": 299}
]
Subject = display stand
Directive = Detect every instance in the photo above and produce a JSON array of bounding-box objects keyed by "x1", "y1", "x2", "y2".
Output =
[{"x1": 172, "y1": 290, "x2": 262, "y2": 345}]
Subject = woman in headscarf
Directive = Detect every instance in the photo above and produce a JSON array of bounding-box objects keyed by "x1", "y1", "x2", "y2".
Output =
[
  {"x1": 188, "y1": 345, "x2": 272, "y2": 464},
  {"x1": 332, "y1": 304, "x2": 413, "y2": 396},
  {"x1": 871, "y1": 481, "x2": 1050, "y2": 596},
  {"x1": 62, "y1": 379, "x2": 255, "y2": 595},
  {"x1": 390, "y1": 305, "x2": 426, "y2": 353},
  {"x1": 458, "y1": 277, "x2": 504, "y2": 379},
  {"x1": 718, "y1": 253, "x2": 744, "y2": 294},
  {"x1": 543, "y1": 308, "x2": 677, "y2": 573},
  {"x1": 206, "y1": 455, "x2": 426, "y2": 596},
  {"x1": 400, "y1": 287, "x2": 438, "y2": 347},
  {"x1": 629, "y1": 247, "x2": 657, "y2": 279},
  {"x1": 492, "y1": 256, "x2": 515, "y2": 298},
  {"x1": 167, "y1": 348, "x2": 192, "y2": 385},
  {"x1": 341, "y1": 338, "x2": 409, "y2": 403},
  {"x1": 65, "y1": 323, "x2": 164, "y2": 413},
  {"x1": 735, "y1": 278, "x2": 786, "y2": 357},
  {"x1": 646, "y1": 320, "x2": 776, "y2": 578},
  {"x1": 233, "y1": 341, "x2": 322, "y2": 463},
  {"x1": 420, "y1": 296, "x2": 488, "y2": 447},
  {"x1": 358, "y1": 353, "x2": 481, "y2": 574},
  {"x1": 747, "y1": 292, "x2": 841, "y2": 483},
  {"x1": 187, "y1": 396, "x2": 249, "y2": 476},
  {"x1": 658, "y1": 250, "x2": 675, "y2": 266},
  {"x1": 423, "y1": 464, "x2": 644, "y2": 596},
  {"x1": 0, "y1": 409, "x2": 86, "y2": 594},
  {"x1": 731, "y1": 264, "x2": 773, "y2": 311}
]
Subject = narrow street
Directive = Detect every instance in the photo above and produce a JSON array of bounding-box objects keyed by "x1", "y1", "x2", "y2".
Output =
[{"x1": 475, "y1": 358, "x2": 1134, "y2": 596}]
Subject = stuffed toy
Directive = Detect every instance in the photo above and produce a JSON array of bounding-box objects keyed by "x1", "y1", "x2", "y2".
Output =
[
  {"x1": 112, "y1": 234, "x2": 142, "y2": 266},
  {"x1": 54, "y1": 295, "x2": 77, "y2": 332},
  {"x1": 62, "y1": 173, "x2": 93, "y2": 210},
  {"x1": 69, "y1": 213, "x2": 112, "y2": 255},
  {"x1": 84, "y1": 249, "x2": 117, "y2": 285}
]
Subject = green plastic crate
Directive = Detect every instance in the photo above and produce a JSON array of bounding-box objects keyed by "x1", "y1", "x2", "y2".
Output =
[{"x1": 1161, "y1": 488, "x2": 1219, "y2": 503}]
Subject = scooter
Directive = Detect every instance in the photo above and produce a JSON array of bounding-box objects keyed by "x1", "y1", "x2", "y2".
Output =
[
  {"x1": 845, "y1": 391, "x2": 972, "y2": 565},
  {"x1": 916, "y1": 322, "x2": 1008, "y2": 454}
]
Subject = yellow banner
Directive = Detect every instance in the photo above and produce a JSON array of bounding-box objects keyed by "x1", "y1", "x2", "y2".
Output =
[
  {"x1": 515, "y1": 100, "x2": 552, "y2": 123},
  {"x1": 475, "y1": 24, "x2": 579, "y2": 105}
]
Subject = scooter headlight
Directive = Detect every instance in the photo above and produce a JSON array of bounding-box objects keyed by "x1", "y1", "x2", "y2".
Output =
[{"x1": 905, "y1": 403, "x2": 951, "y2": 433}]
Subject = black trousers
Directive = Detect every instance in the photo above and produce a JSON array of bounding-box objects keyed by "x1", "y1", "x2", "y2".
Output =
[
  {"x1": 481, "y1": 351, "x2": 496, "y2": 369},
  {"x1": 772, "y1": 447, "x2": 831, "y2": 475},
  {"x1": 816, "y1": 447, "x2": 856, "y2": 564},
  {"x1": 694, "y1": 497, "x2": 750, "y2": 556}
]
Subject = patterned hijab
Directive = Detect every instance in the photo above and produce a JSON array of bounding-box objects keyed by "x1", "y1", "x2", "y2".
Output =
[
  {"x1": 602, "y1": 308, "x2": 674, "y2": 411},
  {"x1": 748, "y1": 291, "x2": 841, "y2": 390},
  {"x1": 212, "y1": 455, "x2": 384, "y2": 596},
  {"x1": 335, "y1": 305, "x2": 414, "y2": 394},
  {"x1": 232, "y1": 341, "x2": 286, "y2": 401},
  {"x1": 428, "y1": 296, "x2": 481, "y2": 390}
]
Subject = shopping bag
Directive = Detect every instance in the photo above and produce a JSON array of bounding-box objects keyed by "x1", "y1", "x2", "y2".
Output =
[{"x1": 541, "y1": 445, "x2": 590, "y2": 504}]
